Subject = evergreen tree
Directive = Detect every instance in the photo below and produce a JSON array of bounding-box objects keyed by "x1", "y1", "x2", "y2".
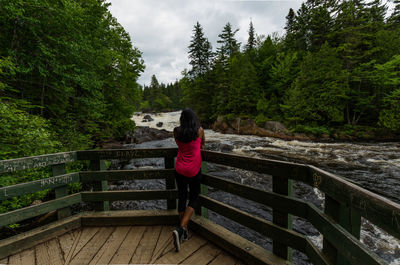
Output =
[
  {"x1": 246, "y1": 21, "x2": 256, "y2": 52},
  {"x1": 308, "y1": 0, "x2": 334, "y2": 50},
  {"x1": 216, "y1": 23, "x2": 241, "y2": 67},
  {"x1": 294, "y1": 3, "x2": 311, "y2": 51},
  {"x1": 227, "y1": 54, "x2": 260, "y2": 115},
  {"x1": 281, "y1": 43, "x2": 349, "y2": 125},
  {"x1": 332, "y1": 0, "x2": 387, "y2": 124},
  {"x1": 188, "y1": 22, "x2": 213, "y2": 78},
  {"x1": 284, "y1": 8, "x2": 297, "y2": 50}
]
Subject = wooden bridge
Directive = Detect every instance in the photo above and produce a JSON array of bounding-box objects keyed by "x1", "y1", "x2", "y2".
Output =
[{"x1": 0, "y1": 148, "x2": 399, "y2": 264}]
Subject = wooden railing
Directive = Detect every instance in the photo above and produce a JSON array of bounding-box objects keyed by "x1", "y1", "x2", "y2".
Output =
[{"x1": 0, "y1": 148, "x2": 399, "y2": 265}]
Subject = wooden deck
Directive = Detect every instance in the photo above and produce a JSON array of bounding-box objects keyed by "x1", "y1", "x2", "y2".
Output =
[{"x1": 0, "y1": 225, "x2": 245, "y2": 265}]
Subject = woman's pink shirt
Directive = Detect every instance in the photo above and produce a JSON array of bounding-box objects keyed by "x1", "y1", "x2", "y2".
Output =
[{"x1": 175, "y1": 137, "x2": 202, "y2": 177}]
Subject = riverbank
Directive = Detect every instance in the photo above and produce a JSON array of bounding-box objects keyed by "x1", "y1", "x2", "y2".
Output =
[{"x1": 212, "y1": 115, "x2": 400, "y2": 143}]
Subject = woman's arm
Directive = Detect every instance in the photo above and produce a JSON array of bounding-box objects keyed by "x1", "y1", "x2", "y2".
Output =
[
  {"x1": 199, "y1": 127, "x2": 205, "y2": 150},
  {"x1": 173, "y1": 127, "x2": 179, "y2": 145}
]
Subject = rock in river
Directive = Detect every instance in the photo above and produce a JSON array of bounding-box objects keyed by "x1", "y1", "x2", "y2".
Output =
[
  {"x1": 142, "y1": 114, "x2": 154, "y2": 122},
  {"x1": 132, "y1": 126, "x2": 171, "y2": 144}
]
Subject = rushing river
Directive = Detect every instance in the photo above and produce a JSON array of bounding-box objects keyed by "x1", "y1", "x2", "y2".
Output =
[{"x1": 114, "y1": 111, "x2": 400, "y2": 264}]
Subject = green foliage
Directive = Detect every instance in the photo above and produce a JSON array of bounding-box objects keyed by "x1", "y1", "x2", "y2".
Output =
[
  {"x1": 0, "y1": 103, "x2": 60, "y2": 159},
  {"x1": 282, "y1": 44, "x2": 349, "y2": 125},
  {"x1": 178, "y1": 9, "x2": 400, "y2": 136},
  {"x1": 0, "y1": 0, "x2": 144, "y2": 147},
  {"x1": 293, "y1": 125, "x2": 331, "y2": 136},
  {"x1": 188, "y1": 22, "x2": 213, "y2": 78},
  {"x1": 255, "y1": 113, "x2": 268, "y2": 127},
  {"x1": 142, "y1": 75, "x2": 183, "y2": 112},
  {"x1": 0, "y1": 190, "x2": 49, "y2": 214},
  {"x1": 0, "y1": 0, "x2": 145, "y2": 215},
  {"x1": 379, "y1": 89, "x2": 400, "y2": 131}
]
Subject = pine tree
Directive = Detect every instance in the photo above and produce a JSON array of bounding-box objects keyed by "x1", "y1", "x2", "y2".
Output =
[
  {"x1": 216, "y1": 23, "x2": 240, "y2": 67},
  {"x1": 332, "y1": 0, "x2": 387, "y2": 124},
  {"x1": 284, "y1": 8, "x2": 297, "y2": 50},
  {"x1": 285, "y1": 8, "x2": 296, "y2": 34},
  {"x1": 308, "y1": 0, "x2": 334, "y2": 50},
  {"x1": 188, "y1": 22, "x2": 213, "y2": 79},
  {"x1": 294, "y1": 3, "x2": 311, "y2": 51},
  {"x1": 281, "y1": 43, "x2": 349, "y2": 125},
  {"x1": 246, "y1": 21, "x2": 256, "y2": 52}
]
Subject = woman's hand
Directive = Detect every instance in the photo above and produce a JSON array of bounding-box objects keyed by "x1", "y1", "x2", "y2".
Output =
[{"x1": 199, "y1": 127, "x2": 205, "y2": 150}]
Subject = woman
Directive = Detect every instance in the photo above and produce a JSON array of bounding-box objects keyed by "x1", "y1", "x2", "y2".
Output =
[{"x1": 172, "y1": 108, "x2": 205, "y2": 252}]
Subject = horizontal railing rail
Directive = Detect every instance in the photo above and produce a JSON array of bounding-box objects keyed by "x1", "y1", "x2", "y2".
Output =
[
  {"x1": 80, "y1": 190, "x2": 178, "y2": 202},
  {"x1": 77, "y1": 148, "x2": 177, "y2": 160},
  {"x1": 0, "y1": 148, "x2": 398, "y2": 265},
  {"x1": 79, "y1": 168, "x2": 175, "y2": 182},
  {"x1": 202, "y1": 150, "x2": 400, "y2": 240},
  {"x1": 201, "y1": 173, "x2": 383, "y2": 265},
  {"x1": 0, "y1": 172, "x2": 80, "y2": 201},
  {"x1": 0, "y1": 193, "x2": 81, "y2": 228},
  {"x1": 0, "y1": 152, "x2": 77, "y2": 174}
]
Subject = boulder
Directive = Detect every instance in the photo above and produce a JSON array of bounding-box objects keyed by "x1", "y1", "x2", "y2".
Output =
[
  {"x1": 220, "y1": 143, "x2": 234, "y2": 153},
  {"x1": 263, "y1": 121, "x2": 289, "y2": 134},
  {"x1": 156, "y1": 122, "x2": 163, "y2": 127},
  {"x1": 142, "y1": 114, "x2": 154, "y2": 122},
  {"x1": 212, "y1": 116, "x2": 310, "y2": 141},
  {"x1": 132, "y1": 126, "x2": 172, "y2": 144}
]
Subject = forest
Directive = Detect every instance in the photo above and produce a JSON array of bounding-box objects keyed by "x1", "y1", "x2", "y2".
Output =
[
  {"x1": 0, "y1": 0, "x2": 145, "y2": 212},
  {"x1": 0, "y1": 0, "x2": 144, "y2": 159},
  {"x1": 144, "y1": 0, "x2": 400, "y2": 136}
]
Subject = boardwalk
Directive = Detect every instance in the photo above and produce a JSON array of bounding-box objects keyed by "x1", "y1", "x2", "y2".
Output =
[{"x1": 0, "y1": 225, "x2": 245, "y2": 265}]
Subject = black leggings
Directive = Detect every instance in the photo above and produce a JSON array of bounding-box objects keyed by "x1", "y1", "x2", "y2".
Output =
[{"x1": 175, "y1": 170, "x2": 202, "y2": 212}]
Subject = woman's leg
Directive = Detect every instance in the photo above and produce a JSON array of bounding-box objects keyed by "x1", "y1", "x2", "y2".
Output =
[
  {"x1": 180, "y1": 206, "x2": 194, "y2": 229},
  {"x1": 175, "y1": 172, "x2": 188, "y2": 220},
  {"x1": 181, "y1": 170, "x2": 202, "y2": 229}
]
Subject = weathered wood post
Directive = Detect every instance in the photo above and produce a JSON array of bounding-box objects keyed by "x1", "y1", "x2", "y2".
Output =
[
  {"x1": 196, "y1": 161, "x2": 209, "y2": 218},
  {"x1": 164, "y1": 156, "x2": 176, "y2": 210},
  {"x1": 89, "y1": 160, "x2": 109, "y2": 211},
  {"x1": 272, "y1": 175, "x2": 293, "y2": 261},
  {"x1": 323, "y1": 195, "x2": 361, "y2": 265},
  {"x1": 52, "y1": 163, "x2": 71, "y2": 219}
]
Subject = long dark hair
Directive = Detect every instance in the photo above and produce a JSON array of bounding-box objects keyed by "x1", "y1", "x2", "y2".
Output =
[{"x1": 176, "y1": 108, "x2": 200, "y2": 142}]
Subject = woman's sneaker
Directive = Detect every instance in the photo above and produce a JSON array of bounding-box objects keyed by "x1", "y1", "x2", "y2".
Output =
[
  {"x1": 183, "y1": 227, "x2": 189, "y2": 241},
  {"x1": 172, "y1": 226, "x2": 184, "y2": 252}
]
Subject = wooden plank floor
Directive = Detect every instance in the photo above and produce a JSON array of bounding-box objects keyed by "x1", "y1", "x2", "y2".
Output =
[{"x1": 2, "y1": 226, "x2": 245, "y2": 265}]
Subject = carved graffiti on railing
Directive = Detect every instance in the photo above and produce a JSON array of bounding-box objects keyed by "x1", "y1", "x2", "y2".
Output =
[
  {"x1": 0, "y1": 152, "x2": 75, "y2": 173},
  {"x1": 0, "y1": 173, "x2": 77, "y2": 200},
  {"x1": 40, "y1": 174, "x2": 74, "y2": 188}
]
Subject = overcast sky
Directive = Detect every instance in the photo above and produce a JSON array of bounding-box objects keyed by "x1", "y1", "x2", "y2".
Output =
[
  {"x1": 107, "y1": 0, "x2": 397, "y2": 86},
  {"x1": 106, "y1": 0, "x2": 303, "y2": 86}
]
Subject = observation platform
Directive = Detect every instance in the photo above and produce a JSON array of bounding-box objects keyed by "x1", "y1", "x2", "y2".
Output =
[
  {"x1": 0, "y1": 211, "x2": 279, "y2": 265},
  {"x1": 1, "y1": 148, "x2": 399, "y2": 265}
]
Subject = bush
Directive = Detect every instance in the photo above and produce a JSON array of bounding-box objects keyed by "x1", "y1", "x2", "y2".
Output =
[
  {"x1": 0, "y1": 103, "x2": 61, "y2": 159},
  {"x1": 255, "y1": 113, "x2": 268, "y2": 127},
  {"x1": 293, "y1": 125, "x2": 331, "y2": 136},
  {"x1": 0, "y1": 103, "x2": 61, "y2": 213}
]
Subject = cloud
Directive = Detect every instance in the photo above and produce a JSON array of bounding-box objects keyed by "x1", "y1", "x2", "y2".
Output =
[{"x1": 107, "y1": 0, "x2": 302, "y2": 86}]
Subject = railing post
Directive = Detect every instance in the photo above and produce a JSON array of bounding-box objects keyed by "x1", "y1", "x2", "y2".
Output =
[
  {"x1": 272, "y1": 175, "x2": 293, "y2": 261},
  {"x1": 89, "y1": 160, "x2": 109, "y2": 211},
  {"x1": 164, "y1": 157, "x2": 176, "y2": 210},
  {"x1": 52, "y1": 163, "x2": 71, "y2": 219},
  {"x1": 323, "y1": 195, "x2": 361, "y2": 265},
  {"x1": 196, "y1": 162, "x2": 209, "y2": 218}
]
